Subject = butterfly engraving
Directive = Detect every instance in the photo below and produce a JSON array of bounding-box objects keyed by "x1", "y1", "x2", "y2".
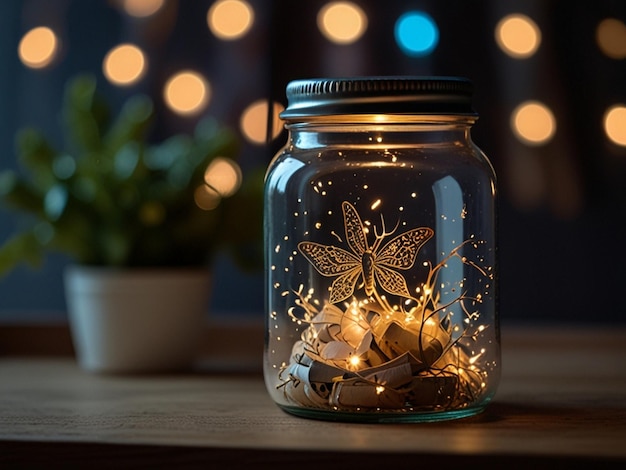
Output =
[{"x1": 298, "y1": 201, "x2": 434, "y2": 304}]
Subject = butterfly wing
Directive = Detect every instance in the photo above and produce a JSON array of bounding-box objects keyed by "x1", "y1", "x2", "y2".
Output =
[
  {"x1": 342, "y1": 202, "x2": 368, "y2": 257},
  {"x1": 374, "y1": 265, "x2": 412, "y2": 298},
  {"x1": 373, "y1": 227, "x2": 434, "y2": 298},
  {"x1": 329, "y1": 267, "x2": 362, "y2": 304},
  {"x1": 298, "y1": 242, "x2": 360, "y2": 275},
  {"x1": 376, "y1": 227, "x2": 434, "y2": 270},
  {"x1": 298, "y1": 241, "x2": 362, "y2": 304}
]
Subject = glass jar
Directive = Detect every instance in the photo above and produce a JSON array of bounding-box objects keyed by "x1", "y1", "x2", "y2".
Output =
[{"x1": 264, "y1": 77, "x2": 499, "y2": 423}]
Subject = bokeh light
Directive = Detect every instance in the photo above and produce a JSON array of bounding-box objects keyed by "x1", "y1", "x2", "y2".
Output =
[
  {"x1": 604, "y1": 105, "x2": 626, "y2": 146},
  {"x1": 317, "y1": 1, "x2": 367, "y2": 45},
  {"x1": 194, "y1": 185, "x2": 221, "y2": 211},
  {"x1": 207, "y1": 0, "x2": 254, "y2": 40},
  {"x1": 596, "y1": 18, "x2": 626, "y2": 59},
  {"x1": 204, "y1": 157, "x2": 242, "y2": 198},
  {"x1": 121, "y1": 0, "x2": 164, "y2": 17},
  {"x1": 163, "y1": 71, "x2": 210, "y2": 115},
  {"x1": 103, "y1": 43, "x2": 146, "y2": 86},
  {"x1": 394, "y1": 11, "x2": 439, "y2": 57},
  {"x1": 18, "y1": 26, "x2": 59, "y2": 69},
  {"x1": 511, "y1": 101, "x2": 556, "y2": 146},
  {"x1": 495, "y1": 14, "x2": 541, "y2": 59},
  {"x1": 240, "y1": 99, "x2": 285, "y2": 145}
]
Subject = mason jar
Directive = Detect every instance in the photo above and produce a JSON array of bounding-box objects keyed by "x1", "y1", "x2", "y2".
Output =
[{"x1": 264, "y1": 77, "x2": 499, "y2": 423}]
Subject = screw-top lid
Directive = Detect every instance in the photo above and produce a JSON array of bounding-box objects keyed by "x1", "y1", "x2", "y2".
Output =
[{"x1": 280, "y1": 76, "x2": 477, "y2": 119}]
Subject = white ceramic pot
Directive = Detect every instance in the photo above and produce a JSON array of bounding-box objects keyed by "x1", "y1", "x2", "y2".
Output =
[{"x1": 64, "y1": 266, "x2": 211, "y2": 373}]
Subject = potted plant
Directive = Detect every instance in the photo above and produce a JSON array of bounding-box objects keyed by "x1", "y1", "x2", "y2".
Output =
[{"x1": 0, "y1": 75, "x2": 263, "y2": 373}]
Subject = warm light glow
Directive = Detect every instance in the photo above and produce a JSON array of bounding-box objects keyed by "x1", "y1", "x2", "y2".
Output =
[
  {"x1": 511, "y1": 101, "x2": 556, "y2": 146},
  {"x1": 596, "y1": 18, "x2": 626, "y2": 59},
  {"x1": 121, "y1": 0, "x2": 164, "y2": 17},
  {"x1": 163, "y1": 71, "x2": 210, "y2": 115},
  {"x1": 604, "y1": 105, "x2": 626, "y2": 146},
  {"x1": 194, "y1": 185, "x2": 221, "y2": 211},
  {"x1": 495, "y1": 14, "x2": 541, "y2": 58},
  {"x1": 207, "y1": 0, "x2": 254, "y2": 40},
  {"x1": 395, "y1": 11, "x2": 439, "y2": 57},
  {"x1": 317, "y1": 1, "x2": 367, "y2": 45},
  {"x1": 240, "y1": 99, "x2": 285, "y2": 144},
  {"x1": 204, "y1": 157, "x2": 242, "y2": 197},
  {"x1": 349, "y1": 356, "x2": 361, "y2": 367},
  {"x1": 18, "y1": 26, "x2": 58, "y2": 69},
  {"x1": 103, "y1": 44, "x2": 146, "y2": 86}
]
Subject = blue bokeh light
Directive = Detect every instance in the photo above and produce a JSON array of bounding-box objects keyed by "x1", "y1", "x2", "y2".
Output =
[{"x1": 395, "y1": 11, "x2": 439, "y2": 57}]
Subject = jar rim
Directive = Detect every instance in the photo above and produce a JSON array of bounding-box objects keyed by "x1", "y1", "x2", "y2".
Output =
[{"x1": 280, "y1": 76, "x2": 477, "y2": 120}]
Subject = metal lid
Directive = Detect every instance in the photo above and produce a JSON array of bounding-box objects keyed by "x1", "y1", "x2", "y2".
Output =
[{"x1": 280, "y1": 76, "x2": 477, "y2": 119}]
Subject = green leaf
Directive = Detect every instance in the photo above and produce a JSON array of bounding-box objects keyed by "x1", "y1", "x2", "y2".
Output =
[
  {"x1": 0, "y1": 231, "x2": 43, "y2": 277},
  {"x1": 44, "y1": 184, "x2": 68, "y2": 221},
  {"x1": 0, "y1": 170, "x2": 44, "y2": 215},
  {"x1": 61, "y1": 75, "x2": 109, "y2": 153},
  {"x1": 104, "y1": 94, "x2": 153, "y2": 153},
  {"x1": 114, "y1": 142, "x2": 140, "y2": 180},
  {"x1": 15, "y1": 128, "x2": 58, "y2": 188}
]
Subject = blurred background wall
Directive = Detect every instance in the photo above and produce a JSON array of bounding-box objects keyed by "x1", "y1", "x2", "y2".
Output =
[{"x1": 1, "y1": 0, "x2": 625, "y2": 324}]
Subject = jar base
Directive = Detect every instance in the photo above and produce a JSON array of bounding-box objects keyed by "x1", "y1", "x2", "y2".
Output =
[{"x1": 277, "y1": 404, "x2": 487, "y2": 423}]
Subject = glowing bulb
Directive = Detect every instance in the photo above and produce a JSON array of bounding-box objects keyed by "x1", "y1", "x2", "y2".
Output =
[
  {"x1": 495, "y1": 14, "x2": 541, "y2": 58},
  {"x1": 240, "y1": 99, "x2": 285, "y2": 144},
  {"x1": 394, "y1": 11, "x2": 439, "y2": 57},
  {"x1": 163, "y1": 71, "x2": 210, "y2": 115},
  {"x1": 203, "y1": 157, "x2": 242, "y2": 197},
  {"x1": 349, "y1": 356, "x2": 360, "y2": 367},
  {"x1": 18, "y1": 26, "x2": 58, "y2": 69},
  {"x1": 375, "y1": 386, "x2": 385, "y2": 395},
  {"x1": 511, "y1": 101, "x2": 556, "y2": 145},
  {"x1": 596, "y1": 18, "x2": 626, "y2": 59},
  {"x1": 103, "y1": 44, "x2": 146, "y2": 86},
  {"x1": 207, "y1": 0, "x2": 254, "y2": 40},
  {"x1": 317, "y1": 2, "x2": 367, "y2": 45},
  {"x1": 121, "y1": 0, "x2": 164, "y2": 17},
  {"x1": 604, "y1": 105, "x2": 626, "y2": 147}
]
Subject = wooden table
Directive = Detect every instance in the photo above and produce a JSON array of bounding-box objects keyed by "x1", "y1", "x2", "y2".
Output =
[{"x1": 1, "y1": 324, "x2": 625, "y2": 468}]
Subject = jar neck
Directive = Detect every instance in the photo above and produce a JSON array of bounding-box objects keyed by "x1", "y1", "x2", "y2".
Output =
[{"x1": 284, "y1": 115, "x2": 476, "y2": 149}]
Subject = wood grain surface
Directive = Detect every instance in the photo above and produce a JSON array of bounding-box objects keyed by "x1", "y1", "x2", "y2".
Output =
[{"x1": 1, "y1": 324, "x2": 625, "y2": 468}]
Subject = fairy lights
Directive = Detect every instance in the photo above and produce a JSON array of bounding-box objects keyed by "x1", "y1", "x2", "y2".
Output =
[
  {"x1": 207, "y1": 0, "x2": 255, "y2": 41},
  {"x1": 275, "y1": 200, "x2": 494, "y2": 411},
  {"x1": 318, "y1": 2, "x2": 367, "y2": 45},
  {"x1": 163, "y1": 71, "x2": 210, "y2": 115},
  {"x1": 18, "y1": 26, "x2": 58, "y2": 69},
  {"x1": 511, "y1": 101, "x2": 556, "y2": 145},
  {"x1": 495, "y1": 14, "x2": 541, "y2": 59},
  {"x1": 103, "y1": 43, "x2": 146, "y2": 86}
]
